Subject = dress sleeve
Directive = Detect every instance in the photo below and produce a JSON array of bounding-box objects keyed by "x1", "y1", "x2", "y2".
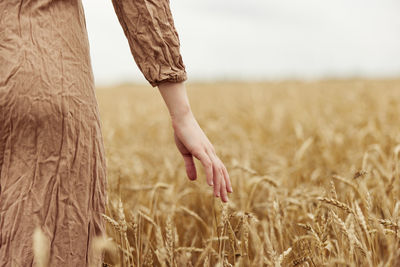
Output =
[{"x1": 111, "y1": 0, "x2": 187, "y2": 87}]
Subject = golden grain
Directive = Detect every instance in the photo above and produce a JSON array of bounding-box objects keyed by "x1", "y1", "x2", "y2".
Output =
[{"x1": 85, "y1": 80, "x2": 400, "y2": 266}]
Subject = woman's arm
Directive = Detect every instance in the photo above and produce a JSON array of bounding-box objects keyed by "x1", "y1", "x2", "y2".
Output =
[
  {"x1": 110, "y1": 2, "x2": 232, "y2": 200},
  {"x1": 158, "y1": 81, "x2": 233, "y2": 202},
  {"x1": 111, "y1": 0, "x2": 187, "y2": 86}
]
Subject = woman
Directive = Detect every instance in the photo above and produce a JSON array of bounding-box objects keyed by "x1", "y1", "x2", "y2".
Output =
[{"x1": 0, "y1": 0, "x2": 232, "y2": 266}]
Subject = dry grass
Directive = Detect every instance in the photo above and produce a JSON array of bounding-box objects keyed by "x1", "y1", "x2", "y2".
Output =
[{"x1": 94, "y1": 79, "x2": 400, "y2": 266}]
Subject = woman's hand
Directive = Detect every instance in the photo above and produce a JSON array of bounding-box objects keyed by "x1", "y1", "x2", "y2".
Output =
[
  {"x1": 171, "y1": 110, "x2": 233, "y2": 202},
  {"x1": 158, "y1": 81, "x2": 233, "y2": 202}
]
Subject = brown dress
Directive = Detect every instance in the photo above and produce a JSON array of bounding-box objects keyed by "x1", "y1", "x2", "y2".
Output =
[{"x1": 0, "y1": 0, "x2": 186, "y2": 266}]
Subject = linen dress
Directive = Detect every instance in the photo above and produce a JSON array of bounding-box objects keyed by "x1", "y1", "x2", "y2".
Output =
[{"x1": 0, "y1": 0, "x2": 186, "y2": 266}]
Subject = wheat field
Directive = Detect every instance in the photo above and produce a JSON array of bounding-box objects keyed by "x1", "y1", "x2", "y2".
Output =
[{"x1": 94, "y1": 79, "x2": 400, "y2": 266}]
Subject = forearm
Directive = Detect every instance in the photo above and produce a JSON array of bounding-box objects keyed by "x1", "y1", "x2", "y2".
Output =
[{"x1": 157, "y1": 81, "x2": 192, "y2": 121}]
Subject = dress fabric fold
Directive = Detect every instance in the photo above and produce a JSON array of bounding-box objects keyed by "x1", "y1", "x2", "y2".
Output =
[{"x1": 0, "y1": 0, "x2": 186, "y2": 266}]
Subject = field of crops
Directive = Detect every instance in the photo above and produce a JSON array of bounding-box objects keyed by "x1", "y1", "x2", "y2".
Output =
[{"x1": 95, "y1": 79, "x2": 400, "y2": 266}]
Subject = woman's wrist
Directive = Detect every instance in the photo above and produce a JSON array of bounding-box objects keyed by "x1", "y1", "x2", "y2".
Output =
[{"x1": 157, "y1": 81, "x2": 193, "y2": 121}]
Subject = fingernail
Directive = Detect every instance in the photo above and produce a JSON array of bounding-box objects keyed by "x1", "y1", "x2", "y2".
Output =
[
  {"x1": 229, "y1": 187, "x2": 233, "y2": 193},
  {"x1": 210, "y1": 181, "x2": 214, "y2": 186}
]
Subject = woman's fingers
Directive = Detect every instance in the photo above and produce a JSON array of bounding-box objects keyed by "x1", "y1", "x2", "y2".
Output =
[
  {"x1": 212, "y1": 164, "x2": 221, "y2": 198},
  {"x1": 192, "y1": 149, "x2": 214, "y2": 186},
  {"x1": 219, "y1": 169, "x2": 229, "y2": 202},
  {"x1": 183, "y1": 154, "x2": 197, "y2": 180},
  {"x1": 190, "y1": 143, "x2": 232, "y2": 202},
  {"x1": 222, "y1": 165, "x2": 233, "y2": 193},
  {"x1": 210, "y1": 151, "x2": 232, "y2": 195},
  {"x1": 207, "y1": 152, "x2": 228, "y2": 202}
]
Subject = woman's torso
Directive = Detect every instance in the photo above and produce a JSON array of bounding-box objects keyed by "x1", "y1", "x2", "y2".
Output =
[{"x1": 0, "y1": 0, "x2": 98, "y2": 117}]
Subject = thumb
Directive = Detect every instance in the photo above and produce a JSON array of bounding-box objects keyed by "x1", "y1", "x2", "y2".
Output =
[{"x1": 183, "y1": 154, "x2": 197, "y2": 180}]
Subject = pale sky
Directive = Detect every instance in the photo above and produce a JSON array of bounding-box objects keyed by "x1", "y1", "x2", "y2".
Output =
[{"x1": 82, "y1": 0, "x2": 400, "y2": 86}]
